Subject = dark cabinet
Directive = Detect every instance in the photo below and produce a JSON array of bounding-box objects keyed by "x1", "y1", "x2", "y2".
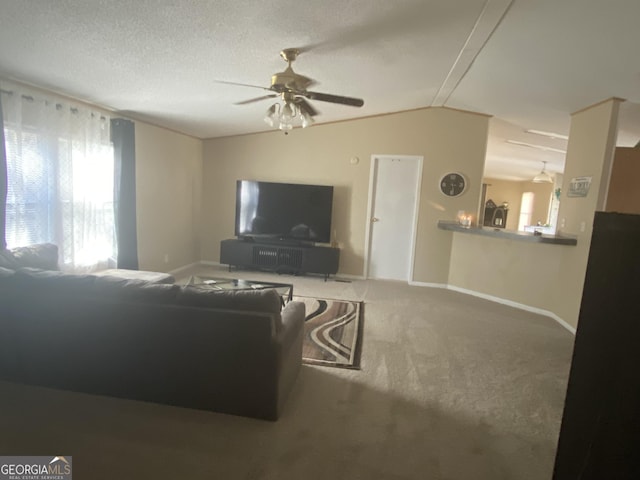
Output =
[
  {"x1": 220, "y1": 239, "x2": 339, "y2": 280},
  {"x1": 483, "y1": 199, "x2": 508, "y2": 228},
  {"x1": 552, "y1": 212, "x2": 640, "y2": 479}
]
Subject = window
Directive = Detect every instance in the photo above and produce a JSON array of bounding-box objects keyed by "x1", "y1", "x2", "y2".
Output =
[
  {"x1": 518, "y1": 192, "x2": 534, "y2": 231},
  {"x1": 2, "y1": 84, "x2": 115, "y2": 271}
]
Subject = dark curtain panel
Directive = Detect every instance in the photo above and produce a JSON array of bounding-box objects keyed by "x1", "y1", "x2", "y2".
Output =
[
  {"x1": 111, "y1": 118, "x2": 139, "y2": 270},
  {"x1": 0, "y1": 96, "x2": 7, "y2": 249}
]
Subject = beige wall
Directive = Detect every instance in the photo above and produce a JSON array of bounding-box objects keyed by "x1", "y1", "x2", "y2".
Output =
[
  {"x1": 549, "y1": 99, "x2": 621, "y2": 327},
  {"x1": 606, "y1": 147, "x2": 640, "y2": 213},
  {"x1": 448, "y1": 233, "x2": 569, "y2": 308},
  {"x1": 135, "y1": 122, "x2": 203, "y2": 272},
  {"x1": 448, "y1": 99, "x2": 621, "y2": 329},
  {"x1": 202, "y1": 107, "x2": 489, "y2": 282}
]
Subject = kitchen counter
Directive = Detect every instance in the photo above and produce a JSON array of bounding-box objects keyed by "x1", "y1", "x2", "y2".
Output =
[{"x1": 437, "y1": 220, "x2": 577, "y2": 246}]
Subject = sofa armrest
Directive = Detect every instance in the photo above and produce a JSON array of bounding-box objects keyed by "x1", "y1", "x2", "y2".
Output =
[
  {"x1": 278, "y1": 301, "x2": 305, "y2": 346},
  {"x1": 10, "y1": 243, "x2": 59, "y2": 270},
  {"x1": 272, "y1": 300, "x2": 305, "y2": 419},
  {"x1": 0, "y1": 250, "x2": 18, "y2": 270}
]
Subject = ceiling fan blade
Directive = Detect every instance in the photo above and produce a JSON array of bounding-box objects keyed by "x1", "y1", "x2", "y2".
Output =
[
  {"x1": 214, "y1": 80, "x2": 272, "y2": 91},
  {"x1": 297, "y1": 3, "x2": 427, "y2": 55},
  {"x1": 234, "y1": 94, "x2": 278, "y2": 105},
  {"x1": 295, "y1": 97, "x2": 319, "y2": 116},
  {"x1": 304, "y1": 91, "x2": 364, "y2": 107}
]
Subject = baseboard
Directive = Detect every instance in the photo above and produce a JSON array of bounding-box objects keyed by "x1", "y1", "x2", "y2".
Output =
[
  {"x1": 445, "y1": 284, "x2": 576, "y2": 335},
  {"x1": 408, "y1": 280, "x2": 575, "y2": 334},
  {"x1": 409, "y1": 280, "x2": 449, "y2": 289},
  {"x1": 199, "y1": 260, "x2": 223, "y2": 267},
  {"x1": 335, "y1": 273, "x2": 366, "y2": 281}
]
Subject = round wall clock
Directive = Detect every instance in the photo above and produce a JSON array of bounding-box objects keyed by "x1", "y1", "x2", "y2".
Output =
[{"x1": 439, "y1": 172, "x2": 467, "y2": 197}]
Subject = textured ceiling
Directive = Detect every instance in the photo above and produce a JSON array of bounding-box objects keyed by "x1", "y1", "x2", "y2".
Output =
[{"x1": 1, "y1": 0, "x2": 639, "y2": 181}]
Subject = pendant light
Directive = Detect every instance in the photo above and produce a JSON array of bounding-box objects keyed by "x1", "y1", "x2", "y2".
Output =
[{"x1": 532, "y1": 161, "x2": 553, "y2": 183}]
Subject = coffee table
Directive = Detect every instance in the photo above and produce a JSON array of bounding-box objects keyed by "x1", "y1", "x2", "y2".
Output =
[
  {"x1": 184, "y1": 275, "x2": 293, "y2": 303},
  {"x1": 94, "y1": 268, "x2": 175, "y2": 284}
]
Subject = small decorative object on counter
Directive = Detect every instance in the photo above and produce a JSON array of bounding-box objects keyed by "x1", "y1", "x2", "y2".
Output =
[{"x1": 457, "y1": 211, "x2": 472, "y2": 228}]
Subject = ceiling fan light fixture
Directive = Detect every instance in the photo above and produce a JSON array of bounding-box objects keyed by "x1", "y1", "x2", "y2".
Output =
[
  {"x1": 298, "y1": 101, "x2": 314, "y2": 128},
  {"x1": 282, "y1": 101, "x2": 296, "y2": 120},
  {"x1": 264, "y1": 101, "x2": 293, "y2": 129},
  {"x1": 266, "y1": 98, "x2": 312, "y2": 131},
  {"x1": 277, "y1": 101, "x2": 296, "y2": 131},
  {"x1": 301, "y1": 110, "x2": 314, "y2": 128},
  {"x1": 232, "y1": 49, "x2": 364, "y2": 133},
  {"x1": 278, "y1": 120, "x2": 294, "y2": 131},
  {"x1": 264, "y1": 103, "x2": 279, "y2": 127},
  {"x1": 532, "y1": 161, "x2": 554, "y2": 183}
]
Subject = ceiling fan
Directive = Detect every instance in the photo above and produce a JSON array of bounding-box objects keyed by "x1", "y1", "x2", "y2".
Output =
[{"x1": 217, "y1": 48, "x2": 364, "y2": 131}]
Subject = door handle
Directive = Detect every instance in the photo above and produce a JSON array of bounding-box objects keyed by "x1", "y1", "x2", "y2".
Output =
[{"x1": 371, "y1": 217, "x2": 380, "y2": 223}]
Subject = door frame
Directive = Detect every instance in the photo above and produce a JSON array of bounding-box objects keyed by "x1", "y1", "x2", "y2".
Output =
[{"x1": 363, "y1": 154, "x2": 424, "y2": 281}]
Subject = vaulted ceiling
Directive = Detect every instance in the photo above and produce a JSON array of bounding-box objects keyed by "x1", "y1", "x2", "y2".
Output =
[{"x1": 1, "y1": 0, "x2": 639, "y2": 181}]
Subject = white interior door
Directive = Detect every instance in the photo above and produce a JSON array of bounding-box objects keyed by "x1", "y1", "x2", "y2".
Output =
[{"x1": 367, "y1": 155, "x2": 422, "y2": 281}]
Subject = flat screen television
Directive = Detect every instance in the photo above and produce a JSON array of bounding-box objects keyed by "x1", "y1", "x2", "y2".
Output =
[{"x1": 235, "y1": 180, "x2": 334, "y2": 244}]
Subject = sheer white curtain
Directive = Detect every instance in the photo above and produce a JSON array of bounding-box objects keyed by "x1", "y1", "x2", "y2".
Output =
[{"x1": 1, "y1": 81, "x2": 115, "y2": 272}]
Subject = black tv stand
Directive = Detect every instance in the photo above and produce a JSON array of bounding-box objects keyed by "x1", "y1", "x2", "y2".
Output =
[
  {"x1": 220, "y1": 239, "x2": 339, "y2": 280},
  {"x1": 238, "y1": 236, "x2": 315, "y2": 248}
]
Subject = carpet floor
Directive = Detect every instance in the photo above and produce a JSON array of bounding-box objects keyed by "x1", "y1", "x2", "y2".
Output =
[{"x1": 0, "y1": 265, "x2": 575, "y2": 480}]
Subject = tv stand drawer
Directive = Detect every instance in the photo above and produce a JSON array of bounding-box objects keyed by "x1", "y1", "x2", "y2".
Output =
[{"x1": 220, "y1": 239, "x2": 339, "y2": 279}]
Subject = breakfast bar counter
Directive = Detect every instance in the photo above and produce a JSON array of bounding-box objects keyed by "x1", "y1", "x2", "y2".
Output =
[{"x1": 437, "y1": 220, "x2": 578, "y2": 246}]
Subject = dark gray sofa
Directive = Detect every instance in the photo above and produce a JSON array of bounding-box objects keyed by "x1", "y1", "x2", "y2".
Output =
[{"x1": 0, "y1": 245, "x2": 304, "y2": 421}]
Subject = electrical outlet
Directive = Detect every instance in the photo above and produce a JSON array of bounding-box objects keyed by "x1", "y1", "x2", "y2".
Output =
[
  {"x1": 580, "y1": 221, "x2": 586, "y2": 232},
  {"x1": 164, "y1": 253, "x2": 169, "y2": 263}
]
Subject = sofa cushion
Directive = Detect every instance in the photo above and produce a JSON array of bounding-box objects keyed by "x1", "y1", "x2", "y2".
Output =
[
  {"x1": 5, "y1": 268, "x2": 181, "y2": 305},
  {"x1": 13, "y1": 267, "x2": 97, "y2": 294},
  {"x1": 0, "y1": 249, "x2": 18, "y2": 270},
  {"x1": 93, "y1": 274, "x2": 180, "y2": 303},
  {"x1": 176, "y1": 287, "x2": 283, "y2": 315},
  {"x1": 93, "y1": 268, "x2": 175, "y2": 285},
  {"x1": 0, "y1": 266, "x2": 15, "y2": 278},
  {"x1": 10, "y1": 243, "x2": 59, "y2": 270},
  {"x1": 0, "y1": 267, "x2": 16, "y2": 291}
]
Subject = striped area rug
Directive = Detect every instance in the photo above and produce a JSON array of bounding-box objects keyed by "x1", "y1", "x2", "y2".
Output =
[{"x1": 293, "y1": 296, "x2": 364, "y2": 369}]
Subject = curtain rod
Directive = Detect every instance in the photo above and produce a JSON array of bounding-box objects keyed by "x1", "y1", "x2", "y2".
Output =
[{"x1": 0, "y1": 88, "x2": 108, "y2": 120}]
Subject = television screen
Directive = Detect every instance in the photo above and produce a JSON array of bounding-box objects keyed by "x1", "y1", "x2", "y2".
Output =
[{"x1": 235, "y1": 180, "x2": 334, "y2": 243}]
